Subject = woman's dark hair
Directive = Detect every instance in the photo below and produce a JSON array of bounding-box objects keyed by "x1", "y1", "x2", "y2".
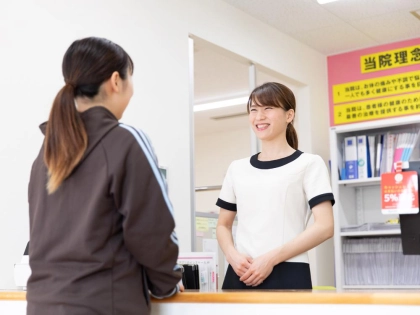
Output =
[
  {"x1": 44, "y1": 37, "x2": 134, "y2": 194},
  {"x1": 247, "y1": 82, "x2": 298, "y2": 150}
]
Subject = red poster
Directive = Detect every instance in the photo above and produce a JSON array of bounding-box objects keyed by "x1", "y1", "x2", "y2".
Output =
[{"x1": 381, "y1": 171, "x2": 419, "y2": 215}]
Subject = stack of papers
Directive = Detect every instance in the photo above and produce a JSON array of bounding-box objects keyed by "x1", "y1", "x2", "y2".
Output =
[{"x1": 343, "y1": 237, "x2": 420, "y2": 285}]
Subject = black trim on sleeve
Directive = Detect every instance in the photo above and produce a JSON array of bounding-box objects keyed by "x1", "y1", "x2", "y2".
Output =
[
  {"x1": 216, "y1": 198, "x2": 237, "y2": 211},
  {"x1": 308, "y1": 193, "x2": 335, "y2": 209}
]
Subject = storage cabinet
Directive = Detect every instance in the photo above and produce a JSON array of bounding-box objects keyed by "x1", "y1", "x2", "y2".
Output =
[{"x1": 330, "y1": 114, "x2": 420, "y2": 289}]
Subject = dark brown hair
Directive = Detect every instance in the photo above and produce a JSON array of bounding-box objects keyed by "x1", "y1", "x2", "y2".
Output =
[
  {"x1": 247, "y1": 82, "x2": 298, "y2": 150},
  {"x1": 44, "y1": 37, "x2": 134, "y2": 194}
]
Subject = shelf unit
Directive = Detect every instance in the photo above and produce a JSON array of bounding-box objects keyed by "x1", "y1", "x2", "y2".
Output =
[
  {"x1": 338, "y1": 177, "x2": 381, "y2": 187},
  {"x1": 340, "y1": 229, "x2": 401, "y2": 237},
  {"x1": 329, "y1": 114, "x2": 420, "y2": 290}
]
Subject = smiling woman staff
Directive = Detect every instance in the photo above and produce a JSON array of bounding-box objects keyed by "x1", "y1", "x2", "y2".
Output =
[
  {"x1": 216, "y1": 82, "x2": 335, "y2": 290},
  {"x1": 27, "y1": 37, "x2": 182, "y2": 315}
]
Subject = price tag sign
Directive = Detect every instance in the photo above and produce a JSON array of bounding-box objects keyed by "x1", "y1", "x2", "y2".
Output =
[{"x1": 381, "y1": 171, "x2": 419, "y2": 215}]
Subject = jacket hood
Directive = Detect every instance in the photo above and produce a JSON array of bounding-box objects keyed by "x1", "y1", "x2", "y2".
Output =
[{"x1": 39, "y1": 106, "x2": 119, "y2": 163}]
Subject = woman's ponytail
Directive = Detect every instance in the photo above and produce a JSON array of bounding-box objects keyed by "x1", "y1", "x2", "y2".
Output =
[
  {"x1": 43, "y1": 37, "x2": 133, "y2": 194},
  {"x1": 286, "y1": 122, "x2": 298, "y2": 150},
  {"x1": 43, "y1": 83, "x2": 87, "y2": 194}
]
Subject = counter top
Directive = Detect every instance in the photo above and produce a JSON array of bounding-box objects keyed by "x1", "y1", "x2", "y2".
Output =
[
  {"x1": 0, "y1": 291, "x2": 25, "y2": 301},
  {"x1": 2, "y1": 290, "x2": 420, "y2": 305}
]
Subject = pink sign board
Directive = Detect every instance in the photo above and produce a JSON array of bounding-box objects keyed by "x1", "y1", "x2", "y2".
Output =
[{"x1": 327, "y1": 38, "x2": 420, "y2": 126}]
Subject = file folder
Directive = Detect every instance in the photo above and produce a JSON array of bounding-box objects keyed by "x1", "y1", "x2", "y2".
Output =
[
  {"x1": 182, "y1": 264, "x2": 200, "y2": 289},
  {"x1": 344, "y1": 136, "x2": 358, "y2": 179}
]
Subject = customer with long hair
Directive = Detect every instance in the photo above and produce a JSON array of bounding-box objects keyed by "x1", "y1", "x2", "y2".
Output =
[{"x1": 27, "y1": 37, "x2": 182, "y2": 315}]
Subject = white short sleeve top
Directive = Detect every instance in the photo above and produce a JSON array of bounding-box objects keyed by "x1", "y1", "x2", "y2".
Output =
[{"x1": 216, "y1": 150, "x2": 334, "y2": 263}]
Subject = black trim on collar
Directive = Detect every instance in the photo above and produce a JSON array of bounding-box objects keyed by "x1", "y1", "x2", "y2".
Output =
[
  {"x1": 308, "y1": 193, "x2": 335, "y2": 209},
  {"x1": 250, "y1": 150, "x2": 303, "y2": 169},
  {"x1": 216, "y1": 198, "x2": 237, "y2": 212}
]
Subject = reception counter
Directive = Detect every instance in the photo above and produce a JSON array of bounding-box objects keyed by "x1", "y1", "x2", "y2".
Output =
[{"x1": 2, "y1": 290, "x2": 420, "y2": 314}]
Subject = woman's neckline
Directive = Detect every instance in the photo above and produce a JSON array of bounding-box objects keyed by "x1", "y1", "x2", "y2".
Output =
[{"x1": 250, "y1": 150, "x2": 303, "y2": 169}]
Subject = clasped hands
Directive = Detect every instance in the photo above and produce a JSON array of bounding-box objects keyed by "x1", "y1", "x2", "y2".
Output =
[{"x1": 229, "y1": 251, "x2": 275, "y2": 287}]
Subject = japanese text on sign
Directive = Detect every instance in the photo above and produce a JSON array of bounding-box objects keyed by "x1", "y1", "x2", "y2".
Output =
[
  {"x1": 333, "y1": 92, "x2": 420, "y2": 125},
  {"x1": 361, "y1": 45, "x2": 420, "y2": 73},
  {"x1": 333, "y1": 71, "x2": 420, "y2": 104}
]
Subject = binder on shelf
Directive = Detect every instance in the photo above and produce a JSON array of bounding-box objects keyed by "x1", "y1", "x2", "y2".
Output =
[
  {"x1": 357, "y1": 135, "x2": 370, "y2": 179},
  {"x1": 392, "y1": 133, "x2": 406, "y2": 172},
  {"x1": 344, "y1": 136, "x2": 358, "y2": 179},
  {"x1": 402, "y1": 134, "x2": 410, "y2": 161},
  {"x1": 390, "y1": 131, "x2": 420, "y2": 172},
  {"x1": 181, "y1": 265, "x2": 187, "y2": 288},
  {"x1": 402, "y1": 132, "x2": 419, "y2": 162},
  {"x1": 375, "y1": 134, "x2": 384, "y2": 177},
  {"x1": 379, "y1": 133, "x2": 387, "y2": 175},
  {"x1": 382, "y1": 133, "x2": 396, "y2": 174},
  {"x1": 194, "y1": 265, "x2": 200, "y2": 289},
  {"x1": 409, "y1": 130, "x2": 420, "y2": 160},
  {"x1": 368, "y1": 135, "x2": 376, "y2": 178},
  {"x1": 177, "y1": 252, "x2": 217, "y2": 291},
  {"x1": 340, "y1": 140, "x2": 346, "y2": 180},
  {"x1": 182, "y1": 264, "x2": 200, "y2": 289}
]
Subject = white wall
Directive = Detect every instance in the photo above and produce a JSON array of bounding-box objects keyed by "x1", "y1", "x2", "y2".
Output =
[
  {"x1": 0, "y1": 0, "x2": 193, "y2": 289},
  {"x1": 0, "y1": 0, "x2": 331, "y2": 289},
  {"x1": 195, "y1": 126, "x2": 251, "y2": 214}
]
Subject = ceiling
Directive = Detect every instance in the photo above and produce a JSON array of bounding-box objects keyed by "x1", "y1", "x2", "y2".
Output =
[
  {"x1": 194, "y1": 0, "x2": 420, "y2": 136},
  {"x1": 221, "y1": 0, "x2": 420, "y2": 55}
]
